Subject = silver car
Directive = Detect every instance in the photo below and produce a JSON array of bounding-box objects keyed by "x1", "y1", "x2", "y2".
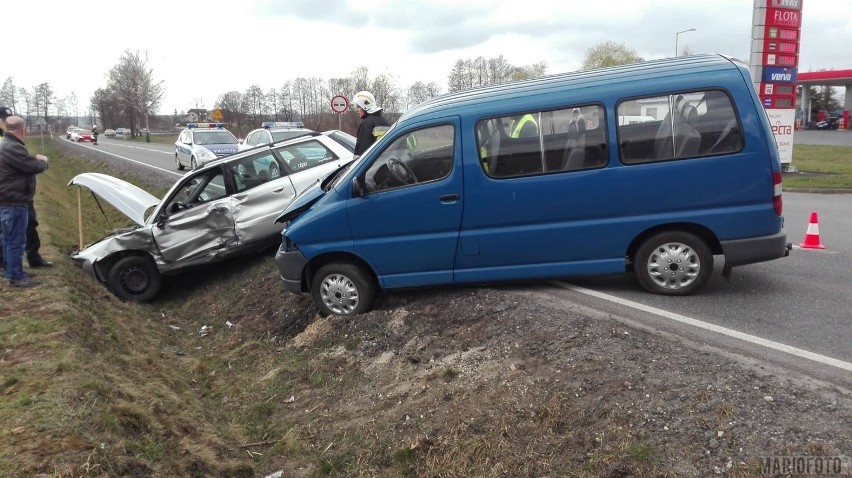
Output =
[{"x1": 69, "y1": 133, "x2": 354, "y2": 301}]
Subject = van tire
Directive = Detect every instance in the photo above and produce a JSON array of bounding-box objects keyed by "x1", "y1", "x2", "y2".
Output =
[
  {"x1": 312, "y1": 263, "x2": 376, "y2": 316},
  {"x1": 107, "y1": 256, "x2": 162, "y2": 302},
  {"x1": 635, "y1": 231, "x2": 712, "y2": 295}
]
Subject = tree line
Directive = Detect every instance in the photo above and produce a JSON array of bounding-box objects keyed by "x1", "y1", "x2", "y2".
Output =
[{"x1": 2, "y1": 43, "x2": 843, "y2": 138}]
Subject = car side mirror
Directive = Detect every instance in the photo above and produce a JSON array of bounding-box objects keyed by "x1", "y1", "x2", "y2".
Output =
[{"x1": 352, "y1": 176, "x2": 364, "y2": 198}]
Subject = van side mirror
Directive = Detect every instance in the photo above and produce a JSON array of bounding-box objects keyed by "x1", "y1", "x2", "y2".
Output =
[{"x1": 352, "y1": 176, "x2": 364, "y2": 198}]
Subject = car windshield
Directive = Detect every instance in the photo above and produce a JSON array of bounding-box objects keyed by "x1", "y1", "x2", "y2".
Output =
[
  {"x1": 194, "y1": 131, "x2": 237, "y2": 145},
  {"x1": 271, "y1": 130, "x2": 310, "y2": 142}
]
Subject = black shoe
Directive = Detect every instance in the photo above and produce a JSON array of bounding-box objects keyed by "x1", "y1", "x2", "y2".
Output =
[
  {"x1": 9, "y1": 276, "x2": 39, "y2": 287},
  {"x1": 28, "y1": 257, "x2": 54, "y2": 268}
]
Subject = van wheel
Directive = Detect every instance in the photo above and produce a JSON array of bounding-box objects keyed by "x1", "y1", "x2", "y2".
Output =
[
  {"x1": 311, "y1": 263, "x2": 376, "y2": 316},
  {"x1": 635, "y1": 231, "x2": 712, "y2": 295},
  {"x1": 107, "y1": 256, "x2": 162, "y2": 302},
  {"x1": 176, "y1": 154, "x2": 185, "y2": 171}
]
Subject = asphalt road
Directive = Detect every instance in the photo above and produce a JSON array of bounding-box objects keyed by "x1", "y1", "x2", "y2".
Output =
[{"x1": 59, "y1": 135, "x2": 852, "y2": 388}]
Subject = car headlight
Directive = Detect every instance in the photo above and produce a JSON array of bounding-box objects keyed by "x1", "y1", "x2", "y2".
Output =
[{"x1": 195, "y1": 148, "x2": 216, "y2": 160}]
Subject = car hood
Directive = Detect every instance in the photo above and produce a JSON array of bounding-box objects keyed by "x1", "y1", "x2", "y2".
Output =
[
  {"x1": 68, "y1": 173, "x2": 160, "y2": 226},
  {"x1": 274, "y1": 179, "x2": 326, "y2": 223}
]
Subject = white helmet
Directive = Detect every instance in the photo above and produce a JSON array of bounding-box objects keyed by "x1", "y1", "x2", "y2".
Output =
[{"x1": 352, "y1": 91, "x2": 381, "y2": 114}]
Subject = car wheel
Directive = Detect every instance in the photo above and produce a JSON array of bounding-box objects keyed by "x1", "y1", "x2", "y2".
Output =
[
  {"x1": 175, "y1": 154, "x2": 185, "y2": 171},
  {"x1": 311, "y1": 263, "x2": 376, "y2": 316},
  {"x1": 106, "y1": 256, "x2": 162, "y2": 302},
  {"x1": 190, "y1": 157, "x2": 198, "y2": 170},
  {"x1": 635, "y1": 231, "x2": 712, "y2": 295}
]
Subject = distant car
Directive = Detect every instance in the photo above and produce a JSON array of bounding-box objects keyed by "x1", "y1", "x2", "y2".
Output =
[
  {"x1": 71, "y1": 128, "x2": 94, "y2": 142},
  {"x1": 115, "y1": 128, "x2": 130, "y2": 136},
  {"x1": 239, "y1": 121, "x2": 313, "y2": 151},
  {"x1": 104, "y1": 129, "x2": 116, "y2": 138},
  {"x1": 66, "y1": 126, "x2": 76, "y2": 139},
  {"x1": 68, "y1": 132, "x2": 356, "y2": 301},
  {"x1": 175, "y1": 123, "x2": 240, "y2": 170},
  {"x1": 814, "y1": 117, "x2": 839, "y2": 130}
]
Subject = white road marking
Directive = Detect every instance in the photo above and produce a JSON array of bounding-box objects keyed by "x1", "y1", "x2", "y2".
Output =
[
  {"x1": 557, "y1": 282, "x2": 852, "y2": 372},
  {"x1": 64, "y1": 141, "x2": 183, "y2": 178}
]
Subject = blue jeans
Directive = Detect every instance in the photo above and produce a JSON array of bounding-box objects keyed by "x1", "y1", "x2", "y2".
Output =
[{"x1": 1, "y1": 205, "x2": 29, "y2": 281}]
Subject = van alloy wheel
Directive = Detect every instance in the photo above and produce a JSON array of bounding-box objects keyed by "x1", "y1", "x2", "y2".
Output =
[
  {"x1": 635, "y1": 231, "x2": 712, "y2": 296},
  {"x1": 312, "y1": 263, "x2": 376, "y2": 315}
]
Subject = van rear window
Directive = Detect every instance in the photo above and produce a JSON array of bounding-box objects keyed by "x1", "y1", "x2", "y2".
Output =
[
  {"x1": 476, "y1": 105, "x2": 608, "y2": 178},
  {"x1": 617, "y1": 90, "x2": 743, "y2": 164}
]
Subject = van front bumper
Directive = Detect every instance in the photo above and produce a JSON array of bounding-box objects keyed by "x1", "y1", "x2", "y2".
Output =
[
  {"x1": 721, "y1": 229, "x2": 789, "y2": 268},
  {"x1": 275, "y1": 247, "x2": 308, "y2": 294}
]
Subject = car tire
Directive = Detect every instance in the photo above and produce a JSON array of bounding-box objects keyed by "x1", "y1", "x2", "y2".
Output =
[
  {"x1": 176, "y1": 154, "x2": 185, "y2": 171},
  {"x1": 190, "y1": 157, "x2": 198, "y2": 170},
  {"x1": 107, "y1": 256, "x2": 162, "y2": 302},
  {"x1": 635, "y1": 231, "x2": 713, "y2": 296},
  {"x1": 311, "y1": 262, "x2": 376, "y2": 316}
]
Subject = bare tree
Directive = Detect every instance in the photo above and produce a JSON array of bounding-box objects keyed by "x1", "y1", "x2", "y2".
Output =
[
  {"x1": 215, "y1": 91, "x2": 244, "y2": 131},
  {"x1": 582, "y1": 41, "x2": 643, "y2": 70},
  {"x1": 244, "y1": 85, "x2": 265, "y2": 124},
  {"x1": 34, "y1": 83, "x2": 54, "y2": 125},
  {"x1": 107, "y1": 50, "x2": 165, "y2": 135},
  {"x1": 1, "y1": 77, "x2": 19, "y2": 113},
  {"x1": 512, "y1": 61, "x2": 548, "y2": 81}
]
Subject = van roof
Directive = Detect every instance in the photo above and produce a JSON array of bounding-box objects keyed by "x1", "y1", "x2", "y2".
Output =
[{"x1": 399, "y1": 54, "x2": 746, "y2": 124}]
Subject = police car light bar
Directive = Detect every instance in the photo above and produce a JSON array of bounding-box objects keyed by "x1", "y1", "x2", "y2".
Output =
[
  {"x1": 187, "y1": 123, "x2": 225, "y2": 129},
  {"x1": 261, "y1": 121, "x2": 305, "y2": 129}
]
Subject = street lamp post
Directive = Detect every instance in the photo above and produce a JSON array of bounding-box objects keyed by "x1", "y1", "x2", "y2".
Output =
[{"x1": 675, "y1": 28, "x2": 696, "y2": 57}]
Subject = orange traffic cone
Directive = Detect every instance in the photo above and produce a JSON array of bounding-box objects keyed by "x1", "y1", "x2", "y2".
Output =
[{"x1": 799, "y1": 211, "x2": 825, "y2": 249}]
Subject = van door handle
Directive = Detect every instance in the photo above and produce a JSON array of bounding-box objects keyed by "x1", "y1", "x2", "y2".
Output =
[{"x1": 440, "y1": 194, "x2": 460, "y2": 203}]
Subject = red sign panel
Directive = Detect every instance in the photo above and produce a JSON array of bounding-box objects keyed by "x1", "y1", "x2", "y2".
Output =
[
  {"x1": 760, "y1": 83, "x2": 797, "y2": 97},
  {"x1": 765, "y1": 0, "x2": 802, "y2": 10},
  {"x1": 763, "y1": 52, "x2": 799, "y2": 67},
  {"x1": 763, "y1": 38, "x2": 799, "y2": 54},
  {"x1": 765, "y1": 8, "x2": 802, "y2": 28},
  {"x1": 766, "y1": 26, "x2": 799, "y2": 41}
]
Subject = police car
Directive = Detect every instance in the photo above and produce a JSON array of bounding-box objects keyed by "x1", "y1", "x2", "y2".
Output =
[
  {"x1": 175, "y1": 123, "x2": 240, "y2": 170},
  {"x1": 239, "y1": 121, "x2": 313, "y2": 151}
]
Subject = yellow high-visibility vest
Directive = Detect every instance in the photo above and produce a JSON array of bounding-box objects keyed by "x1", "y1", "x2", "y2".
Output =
[{"x1": 511, "y1": 114, "x2": 538, "y2": 138}]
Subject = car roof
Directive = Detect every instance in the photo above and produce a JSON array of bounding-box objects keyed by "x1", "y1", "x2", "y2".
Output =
[
  {"x1": 199, "y1": 131, "x2": 349, "y2": 171},
  {"x1": 397, "y1": 54, "x2": 745, "y2": 126}
]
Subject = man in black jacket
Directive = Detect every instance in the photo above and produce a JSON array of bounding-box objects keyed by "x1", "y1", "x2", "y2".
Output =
[
  {"x1": 352, "y1": 91, "x2": 389, "y2": 156},
  {"x1": 0, "y1": 116, "x2": 49, "y2": 287},
  {"x1": 0, "y1": 106, "x2": 52, "y2": 270}
]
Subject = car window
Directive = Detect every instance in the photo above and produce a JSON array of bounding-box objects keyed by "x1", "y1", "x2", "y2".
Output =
[
  {"x1": 363, "y1": 124, "x2": 454, "y2": 194},
  {"x1": 194, "y1": 130, "x2": 238, "y2": 145},
  {"x1": 476, "y1": 105, "x2": 607, "y2": 178},
  {"x1": 274, "y1": 139, "x2": 339, "y2": 173},
  {"x1": 166, "y1": 169, "x2": 228, "y2": 214},
  {"x1": 229, "y1": 152, "x2": 282, "y2": 192},
  {"x1": 617, "y1": 89, "x2": 743, "y2": 164},
  {"x1": 271, "y1": 130, "x2": 309, "y2": 142}
]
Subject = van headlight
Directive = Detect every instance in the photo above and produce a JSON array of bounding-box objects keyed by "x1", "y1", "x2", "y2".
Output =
[{"x1": 280, "y1": 236, "x2": 299, "y2": 253}]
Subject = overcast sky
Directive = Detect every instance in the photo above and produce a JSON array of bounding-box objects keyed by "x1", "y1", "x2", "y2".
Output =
[{"x1": 2, "y1": 0, "x2": 849, "y2": 115}]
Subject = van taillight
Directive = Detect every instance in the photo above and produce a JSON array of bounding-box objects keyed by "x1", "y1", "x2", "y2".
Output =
[{"x1": 773, "y1": 171, "x2": 783, "y2": 215}]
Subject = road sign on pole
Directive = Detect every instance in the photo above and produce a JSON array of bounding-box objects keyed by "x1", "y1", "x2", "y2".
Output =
[
  {"x1": 331, "y1": 95, "x2": 349, "y2": 130},
  {"x1": 331, "y1": 95, "x2": 349, "y2": 114}
]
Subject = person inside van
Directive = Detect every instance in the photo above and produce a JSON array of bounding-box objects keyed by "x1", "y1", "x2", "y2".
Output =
[{"x1": 510, "y1": 113, "x2": 539, "y2": 138}]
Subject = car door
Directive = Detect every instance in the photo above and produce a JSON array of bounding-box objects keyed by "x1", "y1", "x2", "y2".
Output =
[
  {"x1": 176, "y1": 130, "x2": 192, "y2": 165},
  {"x1": 347, "y1": 121, "x2": 463, "y2": 288},
  {"x1": 152, "y1": 167, "x2": 238, "y2": 263},
  {"x1": 226, "y1": 150, "x2": 297, "y2": 243}
]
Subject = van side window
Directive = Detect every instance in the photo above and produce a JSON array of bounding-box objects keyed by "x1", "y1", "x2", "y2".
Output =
[
  {"x1": 363, "y1": 124, "x2": 454, "y2": 193},
  {"x1": 617, "y1": 89, "x2": 743, "y2": 164},
  {"x1": 476, "y1": 105, "x2": 607, "y2": 178}
]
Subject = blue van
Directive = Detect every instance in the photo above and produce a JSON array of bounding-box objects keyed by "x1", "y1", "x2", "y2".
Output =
[{"x1": 274, "y1": 54, "x2": 790, "y2": 315}]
